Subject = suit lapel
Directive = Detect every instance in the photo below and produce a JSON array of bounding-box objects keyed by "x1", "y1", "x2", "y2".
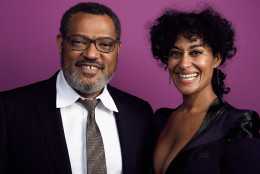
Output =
[
  {"x1": 107, "y1": 85, "x2": 137, "y2": 174},
  {"x1": 35, "y1": 72, "x2": 72, "y2": 174}
]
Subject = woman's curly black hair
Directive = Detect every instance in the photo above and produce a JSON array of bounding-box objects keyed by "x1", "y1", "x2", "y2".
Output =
[{"x1": 149, "y1": 7, "x2": 236, "y2": 97}]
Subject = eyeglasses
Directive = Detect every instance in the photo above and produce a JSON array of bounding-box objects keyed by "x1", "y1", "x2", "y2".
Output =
[{"x1": 63, "y1": 34, "x2": 120, "y2": 53}]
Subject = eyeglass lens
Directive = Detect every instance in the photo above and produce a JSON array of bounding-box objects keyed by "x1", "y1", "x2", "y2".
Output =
[{"x1": 70, "y1": 36, "x2": 117, "y2": 52}]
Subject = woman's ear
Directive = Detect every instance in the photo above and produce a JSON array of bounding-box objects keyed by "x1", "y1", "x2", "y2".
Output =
[{"x1": 214, "y1": 53, "x2": 222, "y2": 68}]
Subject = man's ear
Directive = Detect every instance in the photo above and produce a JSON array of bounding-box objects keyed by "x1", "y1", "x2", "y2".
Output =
[
  {"x1": 56, "y1": 34, "x2": 63, "y2": 56},
  {"x1": 214, "y1": 53, "x2": 222, "y2": 68}
]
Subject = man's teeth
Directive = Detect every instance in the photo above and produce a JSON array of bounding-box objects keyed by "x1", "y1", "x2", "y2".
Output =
[
  {"x1": 178, "y1": 73, "x2": 198, "y2": 80},
  {"x1": 81, "y1": 65, "x2": 98, "y2": 70}
]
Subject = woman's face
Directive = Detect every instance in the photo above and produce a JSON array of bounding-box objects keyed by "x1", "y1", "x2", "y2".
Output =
[{"x1": 167, "y1": 35, "x2": 221, "y2": 96}]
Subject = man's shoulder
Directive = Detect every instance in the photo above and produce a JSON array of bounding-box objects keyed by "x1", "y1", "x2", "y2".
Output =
[
  {"x1": 1, "y1": 80, "x2": 45, "y2": 98},
  {"x1": 107, "y1": 85, "x2": 152, "y2": 109},
  {"x1": 107, "y1": 85, "x2": 147, "y2": 103},
  {"x1": 107, "y1": 85, "x2": 154, "y2": 126},
  {"x1": 0, "y1": 72, "x2": 57, "y2": 100}
]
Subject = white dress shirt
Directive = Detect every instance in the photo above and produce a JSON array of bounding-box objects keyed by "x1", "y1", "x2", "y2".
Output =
[{"x1": 56, "y1": 70, "x2": 122, "y2": 174}]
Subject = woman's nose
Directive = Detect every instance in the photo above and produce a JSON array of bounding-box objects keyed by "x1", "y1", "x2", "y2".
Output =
[{"x1": 179, "y1": 53, "x2": 192, "y2": 69}]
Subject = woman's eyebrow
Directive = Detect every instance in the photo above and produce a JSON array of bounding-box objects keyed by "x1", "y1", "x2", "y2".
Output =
[
  {"x1": 171, "y1": 44, "x2": 204, "y2": 50},
  {"x1": 190, "y1": 44, "x2": 204, "y2": 49}
]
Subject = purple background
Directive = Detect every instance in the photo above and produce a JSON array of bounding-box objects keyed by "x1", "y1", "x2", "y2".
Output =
[{"x1": 0, "y1": 0, "x2": 260, "y2": 114}]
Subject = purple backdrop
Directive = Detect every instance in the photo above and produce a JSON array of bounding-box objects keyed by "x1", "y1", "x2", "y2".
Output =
[{"x1": 0, "y1": 0, "x2": 259, "y2": 114}]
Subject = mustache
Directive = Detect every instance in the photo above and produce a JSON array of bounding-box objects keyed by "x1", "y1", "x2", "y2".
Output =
[{"x1": 75, "y1": 58, "x2": 105, "y2": 69}]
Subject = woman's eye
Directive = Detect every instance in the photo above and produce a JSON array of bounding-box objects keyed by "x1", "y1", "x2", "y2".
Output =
[
  {"x1": 191, "y1": 51, "x2": 202, "y2": 56},
  {"x1": 169, "y1": 51, "x2": 182, "y2": 58}
]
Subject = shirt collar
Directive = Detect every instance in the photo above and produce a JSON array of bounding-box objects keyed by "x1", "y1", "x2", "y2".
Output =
[
  {"x1": 95, "y1": 85, "x2": 118, "y2": 112},
  {"x1": 56, "y1": 70, "x2": 118, "y2": 112}
]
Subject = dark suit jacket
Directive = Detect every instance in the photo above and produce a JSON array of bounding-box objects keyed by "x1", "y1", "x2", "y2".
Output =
[
  {"x1": 154, "y1": 98, "x2": 260, "y2": 174},
  {"x1": 0, "y1": 72, "x2": 154, "y2": 174}
]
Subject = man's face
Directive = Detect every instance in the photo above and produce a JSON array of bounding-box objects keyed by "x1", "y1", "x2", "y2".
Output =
[{"x1": 57, "y1": 12, "x2": 121, "y2": 98}]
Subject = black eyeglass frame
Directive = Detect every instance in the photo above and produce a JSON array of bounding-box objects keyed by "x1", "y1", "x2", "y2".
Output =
[{"x1": 63, "y1": 34, "x2": 120, "y2": 53}]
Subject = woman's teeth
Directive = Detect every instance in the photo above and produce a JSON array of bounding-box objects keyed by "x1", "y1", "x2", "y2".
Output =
[{"x1": 178, "y1": 73, "x2": 198, "y2": 80}]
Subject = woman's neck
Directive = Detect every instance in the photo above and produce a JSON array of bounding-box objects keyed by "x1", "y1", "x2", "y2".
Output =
[{"x1": 180, "y1": 88, "x2": 217, "y2": 114}]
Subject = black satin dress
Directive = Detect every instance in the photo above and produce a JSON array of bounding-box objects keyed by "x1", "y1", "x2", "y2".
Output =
[{"x1": 154, "y1": 98, "x2": 260, "y2": 174}]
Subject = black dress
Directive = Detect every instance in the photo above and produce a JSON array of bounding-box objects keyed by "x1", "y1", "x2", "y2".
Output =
[{"x1": 154, "y1": 98, "x2": 260, "y2": 174}]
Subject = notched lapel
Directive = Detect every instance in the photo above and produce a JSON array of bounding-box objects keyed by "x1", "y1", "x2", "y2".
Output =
[
  {"x1": 114, "y1": 111, "x2": 137, "y2": 174},
  {"x1": 108, "y1": 85, "x2": 137, "y2": 174},
  {"x1": 35, "y1": 73, "x2": 72, "y2": 174}
]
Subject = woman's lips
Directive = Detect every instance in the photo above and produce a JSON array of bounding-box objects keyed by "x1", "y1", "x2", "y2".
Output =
[{"x1": 177, "y1": 73, "x2": 199, "y2": 81}]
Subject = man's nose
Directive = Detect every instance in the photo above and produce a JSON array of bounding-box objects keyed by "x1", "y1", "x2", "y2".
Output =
[{"x1": 82, "y1": 43, "x2": 100, "y2": 59}]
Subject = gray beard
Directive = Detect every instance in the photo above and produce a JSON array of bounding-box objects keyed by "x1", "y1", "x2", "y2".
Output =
[
  {"x1": 61, "y1": 55, "x2": 116, "y2": 96},
  {"x1": 63, "y1": 67, "x2": 113, "y2": 95}
]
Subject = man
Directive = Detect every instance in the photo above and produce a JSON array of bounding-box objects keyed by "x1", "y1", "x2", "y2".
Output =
[{"x1": 0, "y1": 2, "x2": 154, "y2": 174}]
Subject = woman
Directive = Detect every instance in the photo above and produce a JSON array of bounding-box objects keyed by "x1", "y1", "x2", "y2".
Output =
[{"x1": 149, "y1": 7, "x2": 260, "y2": 174}]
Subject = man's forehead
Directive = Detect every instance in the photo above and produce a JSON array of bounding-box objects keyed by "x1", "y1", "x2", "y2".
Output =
[
  {"x1": 67, "y1": 12, "x2": 116, "y2": 38},
  {"x1": 69, "y1": 12, "x2": 114, "y2": 27}
]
